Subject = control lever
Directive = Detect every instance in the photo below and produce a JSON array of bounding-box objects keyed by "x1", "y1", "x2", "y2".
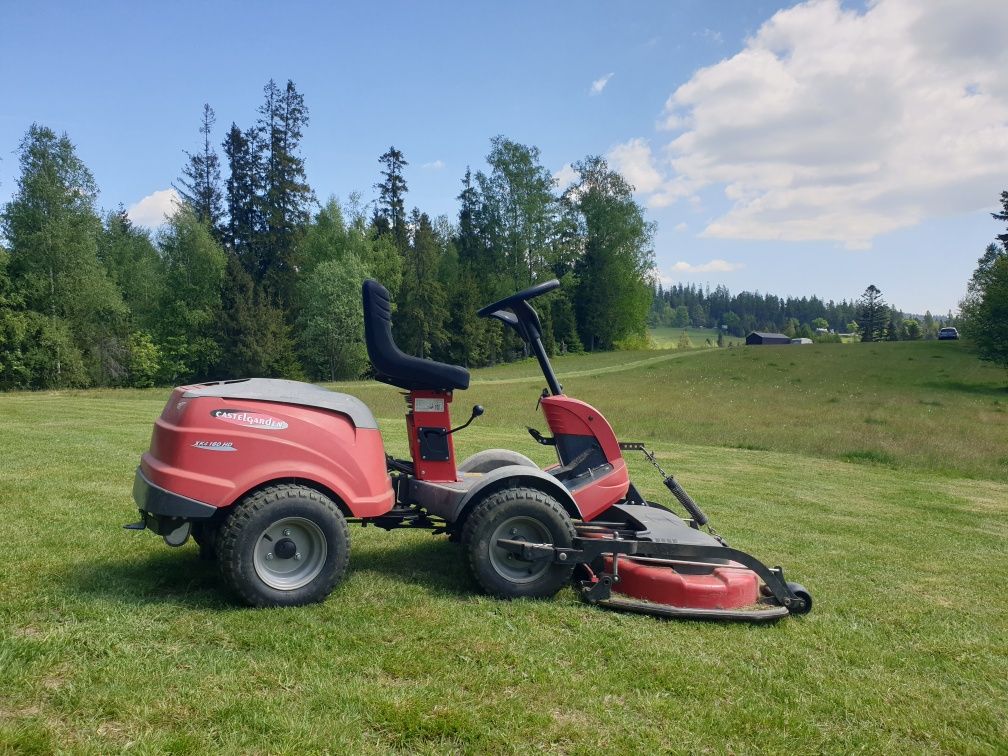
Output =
[
  {"x1": 435, "y1": 405, "x2": 484, "y2": 436},
  {"x1": 527, "y1": 427, "x2": 555, "y2": 445}
]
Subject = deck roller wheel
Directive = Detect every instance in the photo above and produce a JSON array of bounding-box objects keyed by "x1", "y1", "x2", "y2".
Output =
[
  {"x1": 786, "y1": 582, "x2": 813, "y2": 614},
  {"x1": 462, "y1": 487, "x2": 576, "y2": 599}
]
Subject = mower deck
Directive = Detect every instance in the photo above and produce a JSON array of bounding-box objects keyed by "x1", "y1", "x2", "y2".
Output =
[{"x1": 495, "y1": 503, "x2": 810, "y2": 620}]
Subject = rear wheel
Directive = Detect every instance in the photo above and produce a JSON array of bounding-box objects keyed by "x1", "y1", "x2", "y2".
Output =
[
  {"x1": 216, "y1": 484, "x2": 350, "y2": 607},
  {"x1": 462, "y1": 487, "x2": 576, "y2": 599}
]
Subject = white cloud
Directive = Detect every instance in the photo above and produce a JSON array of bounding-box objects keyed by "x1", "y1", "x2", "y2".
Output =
[
  {"x1": 127, "y1": 188, "x2": 179, "y2": 228},
  {"x1": 606, "y1": 138, "x2": 666, "y2": 194},
  {"x1": 590, "y1": 72, "x2": 614, "y2": 95},
  {"x1": 674, "y1": 222, "x2": 688, "y2": 232},
  {"x1": 621, "y1": 0, "x2": 1008, "y2": 248},
  {"x1": 671, "y1": 259, "x2": 745, "y2": 274},
  {"x1": 422, "y1": 159, "x2": 445, "y2": 170},
  {"x1": 553, "y1": 163, "x2": 577, "y2": 189}
]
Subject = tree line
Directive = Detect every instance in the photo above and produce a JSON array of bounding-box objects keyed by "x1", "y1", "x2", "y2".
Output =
[
  {"x1": 650, "y1": 281, "x2": 949, "y2": 342},
  {"x1": 959, "y1": 190, "x2": 1008, "y2": 374},
  {"x1": 0, "y1": 79, "x2": 654, "y2": 390}
]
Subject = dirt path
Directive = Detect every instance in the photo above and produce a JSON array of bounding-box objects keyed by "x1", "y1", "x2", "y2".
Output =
[{"x1": 472, "y1": 348, "x2": 706, "y2": 385}]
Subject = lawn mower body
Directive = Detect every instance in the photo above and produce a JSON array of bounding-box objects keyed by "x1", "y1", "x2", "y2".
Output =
[
  {"x1": 133, "y1": 379, "x2": 393, "y2": 544},
  {"x1": 129, "y1": 277, "x2": 811, "y2": 620}
]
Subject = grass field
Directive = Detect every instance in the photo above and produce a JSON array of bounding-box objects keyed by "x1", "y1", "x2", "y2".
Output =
[{"x1": 2, "y1": 341, "x2": 1006, "y2": 753}]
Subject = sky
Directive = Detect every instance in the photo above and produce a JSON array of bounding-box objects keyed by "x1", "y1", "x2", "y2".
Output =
[{"x1": 2, "y1": 0, "x2": 1006, "y2": 315}]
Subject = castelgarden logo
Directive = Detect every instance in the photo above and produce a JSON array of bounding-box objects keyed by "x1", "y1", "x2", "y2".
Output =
[
  {"x1": 193, "y1": 440, "x2": 236, "y2": 452},
  {"x1": 211, "y1": 408, "x2": 288, "y2": 430}
]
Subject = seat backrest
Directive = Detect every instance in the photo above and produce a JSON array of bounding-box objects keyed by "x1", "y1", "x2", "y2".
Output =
[
  {"x1": 361, "y1": 279, "x2": 470, "y2": 392},
  {"x1": 362, "y1": 279, "x2": 395, "y2": 372}
]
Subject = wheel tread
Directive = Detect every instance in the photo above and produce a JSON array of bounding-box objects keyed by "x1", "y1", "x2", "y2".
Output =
[
  {"x1": 461, "y1": 486, "x2": 576, "y2": 599},
  {"x1": 216, "y1": 484, "x2": 350, "y2": 607}
]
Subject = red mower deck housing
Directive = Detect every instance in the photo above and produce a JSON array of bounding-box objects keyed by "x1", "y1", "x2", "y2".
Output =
[{"x1": 607, "y1": 557, "x2": 760, "y2": 610}]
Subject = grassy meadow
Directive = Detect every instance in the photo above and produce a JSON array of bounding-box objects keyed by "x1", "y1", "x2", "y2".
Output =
[
  {"x1": 648, "y1": 325, "x2": 744, "y2": 348},
  {"x1": 1, "y1": 340, "x2": 1006, "y2": 753}
]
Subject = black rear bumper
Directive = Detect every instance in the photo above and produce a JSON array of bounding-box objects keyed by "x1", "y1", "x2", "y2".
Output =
[{"x1": 132, "y1": 467, "x2": 217, "y2": 520}]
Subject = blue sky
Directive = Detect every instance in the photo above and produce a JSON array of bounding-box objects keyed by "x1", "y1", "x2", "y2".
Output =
[{"x1": 2, "y1": 0, "x2": 1005, "y2": 315}]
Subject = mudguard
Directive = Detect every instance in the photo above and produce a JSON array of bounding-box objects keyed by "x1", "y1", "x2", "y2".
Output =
[
  {"x1": 409, "y1": 464, "x2": 582, "y2": 523},
  {"x1": 457, "y1": 448, "x2": 539, "y2": 474}
]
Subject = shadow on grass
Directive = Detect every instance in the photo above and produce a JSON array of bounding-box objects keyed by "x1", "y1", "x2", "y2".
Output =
[
  {"x1": 68, "y1": 535, "x2": 475, "y2": 608},
  {"x1": 350, "y1": 535, "x2": 474, "y2": 599},
  {"x1": 69, "y1": 548, "x2": 233, "y2": 609},
  {"x1": 924, "y1": 379, "x2": 1008, "y2": 397}
]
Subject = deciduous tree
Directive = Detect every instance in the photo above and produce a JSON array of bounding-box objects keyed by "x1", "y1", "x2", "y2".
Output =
[
  {"x1": 960, "y1": 242, "x2": 1008, "y2": 375},
  {"x1": 477, "y1": 137, "x2": 557, "y2": 287},
  {"x1": 99, "y1": 207, "x2": 164, "y2": 330},
  {"x1": 297, "y1": 254, "x2": 371, "y2": 380},
  {"x1": 155, "y1": 208, "x2": 226, "y2": 382},
  {"x1": 569, "y1": 157, "x2": 654, "y2": 350},
  {"x1": 1, "y1": 124, "x2": 128, "y2": 386}
]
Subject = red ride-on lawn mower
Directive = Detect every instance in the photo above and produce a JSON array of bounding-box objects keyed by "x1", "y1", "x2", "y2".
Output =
[{"x1": 128, "y1": 279, "x2": 812, "y2": 620}]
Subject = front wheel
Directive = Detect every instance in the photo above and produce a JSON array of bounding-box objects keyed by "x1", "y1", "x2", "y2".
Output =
[
  {"x1": 462, "y1": 487, "x2": 576, "y2": 599},
  {"x1": 216, "y1": 484, "x2": 350, "y2": 607}
]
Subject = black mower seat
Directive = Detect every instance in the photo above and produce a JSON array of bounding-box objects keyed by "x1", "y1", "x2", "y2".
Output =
[{"x1": 362, "y1": 279, "x2": 470, "y2": 392}]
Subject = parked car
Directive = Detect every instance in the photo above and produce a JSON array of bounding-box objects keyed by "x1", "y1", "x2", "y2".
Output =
[{"x1": 938, "y1": 327, "x2": 959, "y2": 340}]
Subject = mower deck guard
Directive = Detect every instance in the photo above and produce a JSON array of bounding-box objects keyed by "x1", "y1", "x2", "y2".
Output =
[{"x1": 495, "y1": 504, "x2": 810, "y2": 621}]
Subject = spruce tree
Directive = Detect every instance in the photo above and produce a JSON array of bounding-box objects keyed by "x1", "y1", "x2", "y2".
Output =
[
  {"x1": 175, "y1": 104, "x2": 224, "y2": 234},
  {"x1": 375, "y1": 146, "x2": 409, "y2": 253},
  {"x1": 857, "y1": 285, "x2": 887, "y2": 342},
  {"x1": 218, "y1": 254, "x2": 300, "y2": 379},
  {"x1": 960, "y1": 242, "x2": 1008, "y2": 375},
  {"x1": 258, "y1": 79, "x2": 313, "y2": 304},
  {"x1": 992, "y1": 190, "x2": 1008, "y2": 248},
  {"x1": 456, "y1": 168, "x2": 482, "y2": 266},
  {"x1": 395, "y1": 211, "x2": 447, "y2": 358},
  {"x1": 222, "y1": 122, "x2": 264, "y2": 275}
]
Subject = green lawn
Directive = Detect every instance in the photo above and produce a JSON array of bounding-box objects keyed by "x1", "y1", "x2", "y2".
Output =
[{"x1": 1, "y1": 341, "x2": 1006, "y2": 753}]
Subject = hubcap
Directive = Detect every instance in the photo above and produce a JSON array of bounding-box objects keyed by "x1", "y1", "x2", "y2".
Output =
[
  {"x1": 253, "y1": 517, "x2": 327, "y2": 591},
  {"x1": 489, "y1": 515, "x2": 552, "y2": 584}
]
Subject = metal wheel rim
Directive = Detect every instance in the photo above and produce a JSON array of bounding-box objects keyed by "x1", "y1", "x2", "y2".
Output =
[
  {"x1": 489, "y1": 515, "x2": 553, "y2": 584},
  {"x1": 253, "y1": 516, "x2": 328, "y2": 591}
]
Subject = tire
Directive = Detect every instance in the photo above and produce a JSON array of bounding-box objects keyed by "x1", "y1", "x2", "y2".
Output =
[
  {"x1": 191, "y1": 521, "x2": 219, "y2": 561},
  {"x1": 461, "y1": 486, "x2": 576, "y2": 600},
  {"x1": 216, "y1": 484, "x2": 350, "y2": 607}
]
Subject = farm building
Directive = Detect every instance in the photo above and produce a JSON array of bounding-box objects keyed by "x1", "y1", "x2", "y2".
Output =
[
  {"x1": 791, "y1": 337, "x2": 813, "y2": 345},
  {"x1": 746, "y1": 332, "x2": 792, "y2": 345}
]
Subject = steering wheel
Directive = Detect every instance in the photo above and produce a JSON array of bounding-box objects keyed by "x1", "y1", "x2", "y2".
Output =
[{"x1": 476, "y1": 279, "x2": 560, "y2": 318}]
